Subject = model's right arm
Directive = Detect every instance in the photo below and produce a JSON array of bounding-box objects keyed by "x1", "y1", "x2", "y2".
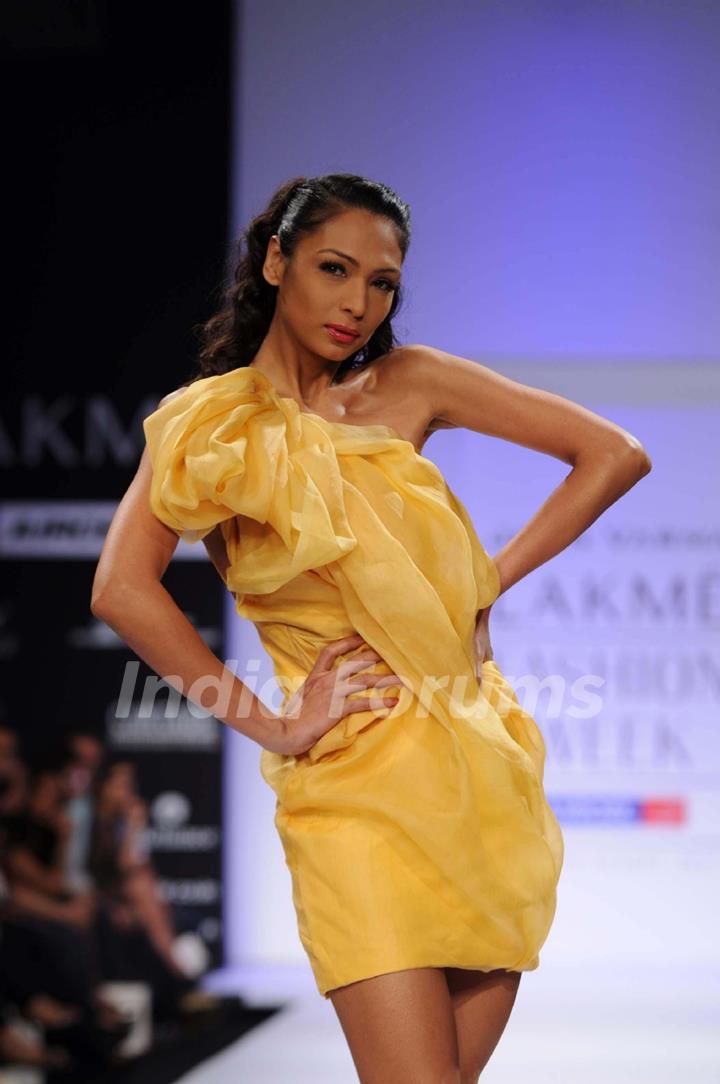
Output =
[
  {"x1": 90, "y1": 405, "x2": 278, "y2": 748},
  {"x1": 91, "y1": 390, "x2": 400, "y2": 758}
]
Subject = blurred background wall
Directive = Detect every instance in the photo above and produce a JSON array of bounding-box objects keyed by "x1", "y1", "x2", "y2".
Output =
[{"x1": 2, "y1": 0, "x2": 235, "y2": 969}]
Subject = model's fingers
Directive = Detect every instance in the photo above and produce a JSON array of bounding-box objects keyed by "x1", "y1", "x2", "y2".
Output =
[
  {"x1": 341, "y1": 673, "x2": 401, "y2": 694},
  {"x1": 338, "y1": 653, "x2": 381, "y2": 677},
  {"x1": 343, "y1": 672, "x2": 402, "y2": 689},
  {"x1": 314, "y1": 634, "x2": 366, "y2": 672},
  {"x1": 341, "y1": 694, "x2": 399, "y2": 717}
]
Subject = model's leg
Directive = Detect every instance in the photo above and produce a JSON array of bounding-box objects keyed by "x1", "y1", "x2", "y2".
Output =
[
  {"x1": 328, "y1": 966, "x2": 461, "y2": 1084},
  {"x1": 445, "y1": 967, "x2": 522, "y2": 1083}
]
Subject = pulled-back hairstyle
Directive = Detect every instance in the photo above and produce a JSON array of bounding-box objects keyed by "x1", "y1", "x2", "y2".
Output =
[{"x1": 191, "y1": 173, "x2": 412, "y2": 385}]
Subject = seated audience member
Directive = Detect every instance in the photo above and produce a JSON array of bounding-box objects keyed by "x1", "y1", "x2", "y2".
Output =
[
  {"x1": 0, "y1": 725, "x2": 27, "y2": 823},
  {"x1": 0, "y1": 751, "x2": 131, "y2": 1075},
  {"x1": 60, "y1": 728, "x2": 106, "y2": 893},
  {"x1": 89, "y1": 759, "x2": 194, "y2": 983}
]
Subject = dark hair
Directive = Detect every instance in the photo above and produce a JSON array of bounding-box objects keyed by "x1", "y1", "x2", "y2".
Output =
[{"x1": 191, "y1": 172, "x2": 412, "y2": 385}]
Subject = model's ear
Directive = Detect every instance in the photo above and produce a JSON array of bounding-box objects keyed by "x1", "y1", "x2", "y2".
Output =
[{"x1": 262, "y1": 233, "x2": 285, "y2": 288}]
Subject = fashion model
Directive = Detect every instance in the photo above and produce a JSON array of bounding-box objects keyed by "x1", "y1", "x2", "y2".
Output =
[{"x1": 91, "y1": 173, "x2": 652, "y2": 1083}]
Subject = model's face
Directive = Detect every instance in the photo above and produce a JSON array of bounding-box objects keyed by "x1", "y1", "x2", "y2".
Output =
[{"x1": 263, "y1": 207, "x2": 403, "y2": 359}]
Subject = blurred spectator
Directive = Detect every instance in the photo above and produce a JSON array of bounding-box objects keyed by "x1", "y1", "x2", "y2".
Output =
[
  {"x1": 60, "y1": 729, "x2": 105, "y2": 894},
  {"x1": 0, "y1": 730, "x2": 216, "y2": 1077},
  {"x1": 0, "y1": 754, "x2": 133, "y2": 1077},
  {"x1": 90, "y1": 759, "x2": 194, "y2": 983},
  {"x1": 2, "y1": 761, "x2": 83, "y2": 902},
  {"x1": 0, "y1": 725, "x2": 28, "y2": 822}
]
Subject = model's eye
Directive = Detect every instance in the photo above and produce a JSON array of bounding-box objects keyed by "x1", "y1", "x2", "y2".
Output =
[
  {"x1": 319, "y1": 260, "x2": 345, "y2": 276},
  {"x1": 319, "y1": 261, "x2": 398, "y2": 293}
]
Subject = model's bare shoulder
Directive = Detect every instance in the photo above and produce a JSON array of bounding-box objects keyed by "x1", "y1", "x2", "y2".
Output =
[
  {"x1": 373, "y1": 345, "x2": 455, "y2": 442},
  {"x1": 393, "y1": 344, "x2": 652, "y2": 467}
]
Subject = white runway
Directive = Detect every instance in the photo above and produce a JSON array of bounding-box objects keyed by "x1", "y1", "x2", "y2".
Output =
[{"x1": 177, "y1": 960, "x2": 719, "y2": 1082}]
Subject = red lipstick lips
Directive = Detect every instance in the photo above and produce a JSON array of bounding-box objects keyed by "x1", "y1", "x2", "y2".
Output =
[{"x1": 325, "y1": 324, "x2": 359, "y2": 344}]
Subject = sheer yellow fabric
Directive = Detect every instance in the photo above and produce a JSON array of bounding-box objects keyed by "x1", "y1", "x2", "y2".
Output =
[{"x1": 143, "y1": 364, "x2": 564, "y2": 997}]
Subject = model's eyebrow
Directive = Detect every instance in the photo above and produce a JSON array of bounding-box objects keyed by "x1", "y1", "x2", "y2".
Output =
[{"x1": 316, "y1": 248, "x2": 401, "y2": 275}]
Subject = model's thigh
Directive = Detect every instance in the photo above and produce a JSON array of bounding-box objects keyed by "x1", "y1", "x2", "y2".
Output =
[
  {"x1": 445, "y1": 968, "x2": 522, "y2": 1083},
  {"x1": 328, "y1": 966, "x2": 461, "y2": 1084}
]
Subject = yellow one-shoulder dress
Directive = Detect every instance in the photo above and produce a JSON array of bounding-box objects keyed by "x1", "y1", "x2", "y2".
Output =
[{"x1": 142, "y1": 364, "x2": 564, "y2": 998}]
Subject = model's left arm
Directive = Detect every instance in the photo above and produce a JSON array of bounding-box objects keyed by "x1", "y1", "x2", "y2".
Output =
[{"x1": 406, "y1": 344, "x2": 652, "y2": 600}]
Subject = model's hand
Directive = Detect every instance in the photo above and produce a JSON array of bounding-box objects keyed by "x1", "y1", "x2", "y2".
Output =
[
  {"x1": 263, "y1": 633, "x2": 402, "y2": 756},
  {"x1": 473, "y1": 606, "x2": 495, "y2": 680}
]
